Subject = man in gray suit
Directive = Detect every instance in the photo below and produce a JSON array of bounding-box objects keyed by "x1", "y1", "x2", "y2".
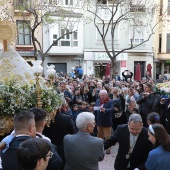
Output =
[{"x1": 64, "y1": 112, "x2": 105, "y2": 170}]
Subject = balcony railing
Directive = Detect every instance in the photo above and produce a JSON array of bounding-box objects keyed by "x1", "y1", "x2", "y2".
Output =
[
  {"x1": 130, "y1": 5, "x2": 145, "y2": 12},
  {"x1": 14, "y1": 0, "x2": 32, "y2": 10}
]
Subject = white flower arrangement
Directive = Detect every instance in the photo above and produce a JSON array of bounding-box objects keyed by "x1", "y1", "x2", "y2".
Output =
[
  {"x1": 154, "y1": 82, "x2": 170, "y2": 97},
  {"x1": 0, "y1": 79, "x2": 62, "y2": 115},
  {"x1": 40, "y1": 86, "x2": 62, "y2": 113}
]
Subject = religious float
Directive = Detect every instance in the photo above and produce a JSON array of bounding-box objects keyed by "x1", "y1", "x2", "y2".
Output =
[
  {"x1": 0, "y1": 20, "x2": 61, "y2": 136},
  {"x1": 155, "y1": 82, "x2": 170, "y2": 97}
]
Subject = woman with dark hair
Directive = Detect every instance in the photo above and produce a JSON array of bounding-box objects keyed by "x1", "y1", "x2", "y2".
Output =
[
  {"x1": 147, "y1": 112, "x2": 160, "y2": 125},
  {"x1": 137, "y1": 83, "x2": 144, "y2": 94},
  {"x1": 145, "y1": 124, "x2": 170, "y2": 170}
]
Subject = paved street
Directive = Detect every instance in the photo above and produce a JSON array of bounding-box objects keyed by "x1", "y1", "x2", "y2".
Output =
[{"x1": 99, "y1": 144, "x2": 118, "y2": 170}]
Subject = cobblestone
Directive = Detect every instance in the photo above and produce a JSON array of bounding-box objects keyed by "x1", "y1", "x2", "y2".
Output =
[{"x1": 99, "y1": 143, "x2": 118, "y2": 170}]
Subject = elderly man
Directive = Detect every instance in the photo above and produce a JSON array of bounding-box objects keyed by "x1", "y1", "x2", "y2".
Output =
[
  {"x1": 104, "y1": 114, "x2": 152, "y2": 170},
  {"x1": 64, "y1": 112, "x2": 104, "y2": 170},
  {"x1": 94, "y1": 89, "x2": 114, "y2": 154}
]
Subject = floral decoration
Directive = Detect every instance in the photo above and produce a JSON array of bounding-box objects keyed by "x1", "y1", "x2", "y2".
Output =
[
  {"x1": 0, "y1": 78, "x2": 62, "y2": 116},
  {"x1": 154, "y1": 82, "x2": 170, "y2": 97}
]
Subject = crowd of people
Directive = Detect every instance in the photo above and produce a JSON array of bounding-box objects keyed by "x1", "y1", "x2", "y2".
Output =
[{"x1": 0, "y1": 70, "x2": 170, "y2": 170}]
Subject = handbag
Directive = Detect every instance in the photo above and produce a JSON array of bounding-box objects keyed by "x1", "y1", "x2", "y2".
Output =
[{"x1": 113, "y1": 98, "x2": 122, "y2": 118}]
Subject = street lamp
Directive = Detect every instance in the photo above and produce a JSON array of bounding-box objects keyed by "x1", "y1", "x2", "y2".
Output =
[
  {"x1": 46, "y1": 65, "x2": 56, "y2": 86},
  {"x1": 32, "y1": 60, "x2": 43, "y2": 108}
]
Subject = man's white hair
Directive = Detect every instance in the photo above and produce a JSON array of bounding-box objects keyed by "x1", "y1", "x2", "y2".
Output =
[
  {"x1": 76, "y1": 112, "x2": 95, "y2": 131},
  {"x1": 99, "y1": 89, "x2": 107, "y2": 95}
]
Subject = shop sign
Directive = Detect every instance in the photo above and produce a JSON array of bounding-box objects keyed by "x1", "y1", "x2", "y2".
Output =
[
  {"x1": 95, "y1": 53, "x2": 110, "y2": 60},
  {"x1": 18, "y1": 51, "x2": 35, "y2": 56},
  {"x1": 120, "y1": 61, "x2": 126, "y2": 67},
  {"x1": 95, "y1": 52, "x2": 127, "y2": 61},
  {"x1": 166, "y1": 60, "x2": 170, "y2": 63}
]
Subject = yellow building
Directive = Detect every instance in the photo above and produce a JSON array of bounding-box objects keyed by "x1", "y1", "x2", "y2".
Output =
[
  {"x1": 154, "y1": 0, "x2": 170, "y2": 79},
  {"x1": 0, "y1": 0, "x2": 42, "y2": 64}
]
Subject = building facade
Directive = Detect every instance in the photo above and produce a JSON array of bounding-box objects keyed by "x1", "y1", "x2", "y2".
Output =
[
  {"x1": 154, "y1": 0, "x2": 170, "y2": 79},
  {"x1": 43, "y1": 0, "x2": 84, "y2": 77},
  {"x1": 0, "y1": 0, "x2": 43, "y2": 64},
  {"x1": 83, "y1": 0, "x2": 155, "y2": 79},
  {"x1": 0, "y1": 0, "x2": 157, "y2": 79}
]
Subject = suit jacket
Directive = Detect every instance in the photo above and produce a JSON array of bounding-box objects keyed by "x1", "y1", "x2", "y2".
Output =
[
  {"x1": 95, "y1": 98, "x2": 114, "y2": 127},
  {"x1": 64, "y1": 131, "x2": 104, "y2": 170},
  {"x1": 137, "y1": 93, "x2": 161, "y2": 116},
  {"x1": 44, "y1": 113, "x2": 76, "y2": 147},
  {"x1": 104, "y1": 124, "x2": 152, "y2": 170},
  {"x1": 145, "y1": 145, "x2": 170, "y2": 170},
  {"x1": 1, "y1": 136, "x2": 63, "y2": 170},
  {"x1": 43, "y1": 112, "x2": 76, "y2": 166},
  {"x1": 137, "y1": 93, "x2": 162, "y2": 127}
]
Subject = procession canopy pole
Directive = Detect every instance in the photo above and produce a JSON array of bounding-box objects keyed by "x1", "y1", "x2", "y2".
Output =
[{"x1": 3, "y1": 40, "x2": 7, "y2": 52}]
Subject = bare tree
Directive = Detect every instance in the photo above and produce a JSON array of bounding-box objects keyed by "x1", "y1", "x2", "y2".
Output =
[
  {"x1": 0, "y1": 0, "x2": 88, "y2": 63},
  {"x1": 86, "y1": 0, "x2": 164, "y2": 77}
]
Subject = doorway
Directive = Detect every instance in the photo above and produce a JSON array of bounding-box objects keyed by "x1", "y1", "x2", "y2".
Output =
[
  {"x1": 94, "y1": 63, "x2": 106, "y2": 79},
  {"x1": 48, "y1": 63, "x2": 67, "y2": 75},
  {"x1": 134, "y1": 61, "x2": 145, "y2": 79}
]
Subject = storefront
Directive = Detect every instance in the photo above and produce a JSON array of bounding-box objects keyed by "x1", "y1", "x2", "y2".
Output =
[
  {"x1": 84, "y1": 51, "x2": 128, "y2": 78},
  {"x1": 84, "y1": 51, "x2": 153, "y2": 79}
]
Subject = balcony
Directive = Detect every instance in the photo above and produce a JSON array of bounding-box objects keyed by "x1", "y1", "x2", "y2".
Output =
[
  {"x1": 157, "y1": 53, "x2": 170, "y2": 60},
  {"x1": 14, "y1": 0, "x2": 32, "y2": 16},
  {"x1": 97, "y1": 0, "x2": 118, "y2": 7},
  {"x1": 129, "y1": 5, "x2": 145, "y2": 12}
]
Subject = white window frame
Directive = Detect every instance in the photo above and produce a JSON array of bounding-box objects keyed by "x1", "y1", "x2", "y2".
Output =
[
  {"x1": 168, "y1": 0, "x2": 170, "y2": 15},
  {"x1": 97, "y1": 0, "x2": 117, "y2": 7},
  {"x1": 53, "y1": 34, "x2": 58, "y2": 46},
  {"x1": 60, "y1": 28, "x2": 71, "y2": 47},
  {"x1": 64, "y1": 0, "x2": 80, "y2": 7},
  {"x1": 129, "y1": 26, "x2": 145, "y2": 45},
  {"x1": 72, "y1": 31, "x2": 78, "y2": 46},
  {"x1": 129, "y1": 0, "x2": 145, "y2": 12},
  {"x1": 43, "y1": 0, "x2": 57, "y2": 4},
  {"x1": 17, "y1": 20, "x2": 31, "y2": 45},
  {"x1": 60, "y1": 28, "x2": 78, "y2": 47},
  {"x1": 96, "y1": 23, "x2": 119, "y2": 42}
]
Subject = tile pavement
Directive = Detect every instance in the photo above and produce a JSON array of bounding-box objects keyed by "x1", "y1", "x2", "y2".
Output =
[{"x1": 99, "y1": 143, "x2": 118, "y2": 170}]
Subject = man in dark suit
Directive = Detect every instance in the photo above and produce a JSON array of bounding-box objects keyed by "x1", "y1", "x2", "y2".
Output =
[
  {"x1": 160, "y1": 98, "x2": 170, "y2": 133},
  {"x1": 104, "y1": 114, "x2": 152, "y2": 170},
  {"x1": 1, "y1": 110, "x2": 63, "y2": 170},
  {"x1": 43, "y1": 108, "x2": 76, "y2": 169}
]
